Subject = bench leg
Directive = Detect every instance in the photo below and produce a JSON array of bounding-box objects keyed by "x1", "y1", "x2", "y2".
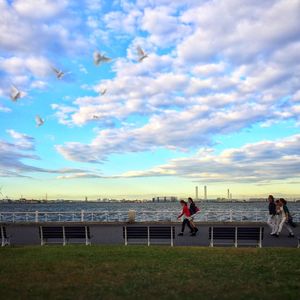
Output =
[
  {"x1": 124, "y1": 226, "x2": 128, "y2": 246},
  {"x1": 259, "y1": 227, "x2": 262, "y2": 248},
  {"x1": 63, "y1": 226, "x2": 66, "y2": 246},
  {"x1": 147, "y1": 226, "x2": 150, "y2": 246},
  {"x1": 40, "y1": 226, "x2": 44, "y2": 246},
  {"x1": 1, "y1": 227, "x2": 4, "y2": 247},
  {"x1": 235, "y1": 227, "x2": 237, "y2": 248}
]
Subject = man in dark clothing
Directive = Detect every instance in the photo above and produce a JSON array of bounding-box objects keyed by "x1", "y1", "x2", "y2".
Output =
[{"x1": 267, "y1": 195, "x2": 277, "y2": 235}]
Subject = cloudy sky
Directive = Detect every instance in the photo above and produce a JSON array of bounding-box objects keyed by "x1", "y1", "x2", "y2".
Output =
[{"x1": 0, "y1": 0, "x2": 300, "y2": 200}]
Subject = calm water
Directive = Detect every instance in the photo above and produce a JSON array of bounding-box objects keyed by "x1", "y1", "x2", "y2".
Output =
[
  {"x1": 1, "y1": 201, "x2": 300, "y2": 222},
  {"x1": 0, "y1": 201, "x2": 300, "y2": 212}
]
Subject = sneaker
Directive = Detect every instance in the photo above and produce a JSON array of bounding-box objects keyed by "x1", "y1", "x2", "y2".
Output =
[
  {"x1": 177, "y1": 233, "x2": 183, "y2": 236},
  {"x1": 194, "y1": 228, "x2": 199, "y2": 233},
  {"x1": 190, "y1": 232, "x2": 196, "y2": 236},
  {"x1": 275, "y1": 233, "x2": 279, "y2": 237},
  {"x1": 288, "y1": 233, "x2": 295, "y2": 238}
]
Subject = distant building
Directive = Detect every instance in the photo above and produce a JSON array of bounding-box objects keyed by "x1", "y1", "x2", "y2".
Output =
[
  {"x1": 204, "y1": 186, "x2": 207, "y2": 200},
  {"x1": 152, "y1": 196, "x2": 178, "y2": 202}
]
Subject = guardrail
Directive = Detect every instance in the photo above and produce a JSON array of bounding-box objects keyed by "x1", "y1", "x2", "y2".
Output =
[{"x1": 0, "y1": 210, "x2": 300, "y2": 223}]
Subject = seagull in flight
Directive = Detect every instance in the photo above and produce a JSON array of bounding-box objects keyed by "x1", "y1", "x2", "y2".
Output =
[
  {"x1": 93, "y1": 51, "x2": 111, "y2": 66},
  {"x1": 99, "y1": 88, "x2": 107, "y2": 96},
  {"x1": 93, "y1": 115, "x2": 99, "y2": 119},
  {"x1": 137, "y1": 46, "x2": 148, "y2": 62},
  {"x1": 35, "y1": 115, "x2": 45, "y2": 127},
  {"x1": 52, "y1": 67, "x2": 69, "y2": 79},
  {"x1": 10, "y1": 85, "x2": 23, "y2": 101}
]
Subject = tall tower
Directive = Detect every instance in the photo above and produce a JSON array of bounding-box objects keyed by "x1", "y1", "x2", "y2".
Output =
[
  {"x1": 195, "y1": 186, "x2": 199, "y2": 201},
  {"x1": 227, "y1": 189, "x2": 230, "y2": 200},
  {"x1": 204, "y1": 185, "x2": 207, "y2": 200}
]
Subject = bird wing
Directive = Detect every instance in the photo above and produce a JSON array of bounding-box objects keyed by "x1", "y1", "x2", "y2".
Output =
[
  {"x1": 93, "y1": 51, "x2": 101, "y2": 64},
  {"x1": 35, "y1": 115, "x2": 44, "y2": 125},
  {"x1": 137, "y1": 46, "x2": 145, "y2": 57},
  {"x1": 101, "y1": 55, "x2": 111, "y2": 62},
  {"x1": 52, "y1": 67, "x2": 59, "y2": 74},
  {"x1": 11, "y1": 85, "x2": 19, "y2": 95}
]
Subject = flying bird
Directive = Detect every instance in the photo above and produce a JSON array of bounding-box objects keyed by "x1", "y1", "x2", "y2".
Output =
[
  {"x1": 93, "y1": 51, "x2": 111, "y2": 66},
  {"x1": 99, "y1": 88, "x2": 107, "y2": 96},
  {"x1": 35, "y1": 115, "x2": 44, "y2": 127},
  {"x1": 137, "y1": 46, "x2": 148, "y2": 62},
  {"x1": 93, "y1": 115, "x2": 99, "y2": 119},
  {"x1": 52, "y1": 67, "x2": 69, "y2": 79},
  {"x1": 10, "y1": 85, "x2": 22, "y2": 101}
]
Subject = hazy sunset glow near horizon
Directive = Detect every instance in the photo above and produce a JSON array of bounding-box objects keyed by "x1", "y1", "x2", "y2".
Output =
[{"x1": 1, "y1": 0, "x2": 300, "y2": 200}]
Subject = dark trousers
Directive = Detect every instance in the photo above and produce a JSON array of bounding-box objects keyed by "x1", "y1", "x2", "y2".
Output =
[{"x1": 181, "y1": 218, "x2": 193, "y2": 232}]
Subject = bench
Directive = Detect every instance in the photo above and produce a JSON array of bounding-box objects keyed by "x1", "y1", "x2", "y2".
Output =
[
  {"x1": 123, "y1": 226, "x2": 175, "y2": 246},
  {"x1": 40, "y1": 226, "x2": 91, "y2": 246},
  {"x1": 1, "y1": 226, "x2": 10, "y2": 247},
  {"x1": 209, "y1": 226, "x2": 263, "y2": 248}
]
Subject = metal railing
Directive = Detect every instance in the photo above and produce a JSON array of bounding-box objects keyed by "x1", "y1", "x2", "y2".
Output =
[{"x1": 0, "y1": 210, "x2": 300, "y2": 223}]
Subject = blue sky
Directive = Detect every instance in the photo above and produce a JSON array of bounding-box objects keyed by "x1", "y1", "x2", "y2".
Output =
[{"x1": 0, "y1": 0, "x2": 300, "y2": 200}]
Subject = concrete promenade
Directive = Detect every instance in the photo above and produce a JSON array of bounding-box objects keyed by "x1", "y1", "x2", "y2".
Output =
[{"x1": 1, "y1": 221, "x2": 299, "y2": 247}]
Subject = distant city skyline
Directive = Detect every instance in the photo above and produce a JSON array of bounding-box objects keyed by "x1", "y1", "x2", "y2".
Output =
[{"x1": 1, "y1": 0, "x2": 300, "y2": 199}]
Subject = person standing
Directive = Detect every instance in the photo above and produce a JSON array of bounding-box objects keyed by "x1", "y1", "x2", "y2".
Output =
[
  {"x1": 267, "y1": 195, "x2": 276, "y2": 235},
  {"x1": 177, "y1": 200, "x2": 193, "y2": 236},
  {"x1": 188, "y1": 197, "x2": 199, "y2": 236},
  {"x1": 275, "y1": 198, "x2": 295, "y2": 237}
]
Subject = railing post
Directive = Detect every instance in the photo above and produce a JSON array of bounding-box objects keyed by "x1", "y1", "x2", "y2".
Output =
[
  {"x1": 35, "y1": 211, "x2": 39, "y2": 223},
  {"x1": 229, "y1": 210, "x2": 233, "y2": 222},
  {"x1": 81, "y1": 210, "x2": 84, "y2": 222}
]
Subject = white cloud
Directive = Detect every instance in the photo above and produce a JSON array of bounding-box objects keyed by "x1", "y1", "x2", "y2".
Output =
[
  {"x1": 12, "y1": 0, "x2": 68, "y2": 20},
  {"x1": 7, "y1": 129, "x2": 35, "y2": 150},
  {"x1": 178, "y1": 0, "x2": 300, "y2": 64},
  {"x1": 0, "y1": 104, "x2": 11, "y2": 113},
  {"x1": 112, "y1": 134, "x2": 300, "y2": 183},
  {"x1": 0, "y1": 130, "x2": 92, "y2": 178},
  {"x1": 141, "y1": 6, "x2": 191, "y2": 46}
]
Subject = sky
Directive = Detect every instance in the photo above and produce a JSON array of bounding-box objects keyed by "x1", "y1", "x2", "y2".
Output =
[{"x1": 0, "y1": 0, "x2": 300, "y2": 200}]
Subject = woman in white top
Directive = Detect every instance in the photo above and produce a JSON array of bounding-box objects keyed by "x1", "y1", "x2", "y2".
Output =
[{"x1": 274, "y1": 198, "x2": 294, "y2": 237}]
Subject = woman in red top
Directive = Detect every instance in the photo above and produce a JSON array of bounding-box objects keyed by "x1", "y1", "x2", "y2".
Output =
[{"x1": 177, "y1": 200, "x2": 193, "y2": 236}]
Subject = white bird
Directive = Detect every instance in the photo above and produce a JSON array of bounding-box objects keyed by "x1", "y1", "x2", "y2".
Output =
[
  {"x1": 99, "y1": 88, "x2": 107, "y2": 96},
  {"x1": 35, "y1": 115, "x2": 44, "y2": 127},
  {"x1": 52, "y1": 67, "x2": 68, "y2": 79},
  {"x1": 10, "y1": 85, "x2": 22, "y2": 101},
  {"x1": 137, "y1": 46, "x2": 148, "y2": 62},
  {"x1": 93, "y1": 51, "x2": 111, "y2": 66}
]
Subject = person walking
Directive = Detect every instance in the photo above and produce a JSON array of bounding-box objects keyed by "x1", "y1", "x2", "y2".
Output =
[
  {"x1": 267, "y1": 195, "x2": 276, "y2": 235},
  {"x1": 275, "y1": 198, "x2": 295, "y2": 237},
  {"x1": 177, "y1": 200, "x2": 193, "y2": 236},
  {"x1": 188, "y1": 197, "x2": 199, "y2": 236}
]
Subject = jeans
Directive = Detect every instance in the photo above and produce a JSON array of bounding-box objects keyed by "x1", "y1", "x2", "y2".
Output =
[
  {"x1": 267, "y1": 215, "x2": 276, "y2": 234},
  {"x1": 277, "y1": 216, "x2": 294, "y2": 234},
  {"x1": 181, "y1": 218, "x2": 193, "y2": 233}
]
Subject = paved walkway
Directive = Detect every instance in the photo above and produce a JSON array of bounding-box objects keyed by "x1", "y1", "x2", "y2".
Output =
[{"x1": 2, "y1": 222, "x2": 299, "y2": 247}]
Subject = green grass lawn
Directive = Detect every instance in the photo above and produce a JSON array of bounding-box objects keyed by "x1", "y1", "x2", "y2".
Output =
[{"x1": 0, "y1": 246, "x2": 299, "y2": 300}]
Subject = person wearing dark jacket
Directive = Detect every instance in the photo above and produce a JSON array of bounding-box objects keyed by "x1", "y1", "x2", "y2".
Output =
[
  {"x1": 188, "y1": 197, "x2": 199, "y2": 236},
  {"x1": 267, "y1": 195, "x2": 277, "y2": 235}
]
